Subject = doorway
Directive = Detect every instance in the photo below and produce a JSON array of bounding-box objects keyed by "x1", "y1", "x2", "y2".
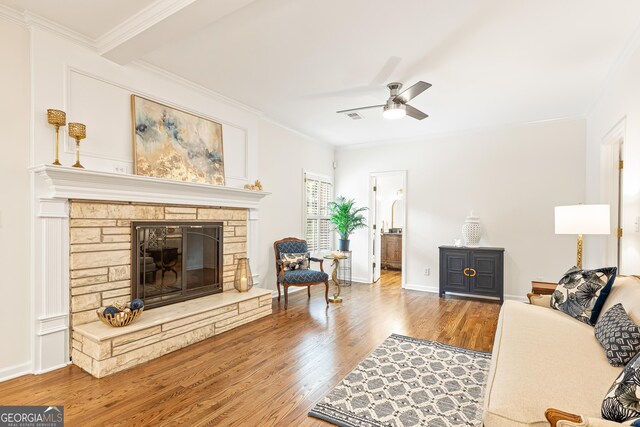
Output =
[
  {"x1": 600, "y1": 119, "x2": 625, "y2": 269},
  {"x1": 369, "y1": 171, "x2": 407, "y2": 286}
]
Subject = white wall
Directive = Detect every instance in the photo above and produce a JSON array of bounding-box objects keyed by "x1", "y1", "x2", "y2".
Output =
[
  {"x1": 336, "y1": 119, "x2": 587, "y2": 299},
  {"x1": 257, "y1": 120, "x2": 335, "y2": 293},
  {"x1": 585, "y1": 33, "x2": 640, "y2": 273},
  {"x1": 0, "y1": 18, "x2": 31, "y2": 379}
]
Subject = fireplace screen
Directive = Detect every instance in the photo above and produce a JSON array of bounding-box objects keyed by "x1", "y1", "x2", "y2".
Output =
[{"x1": 132, "y1": 222, "x2": 223, "y2": 309}]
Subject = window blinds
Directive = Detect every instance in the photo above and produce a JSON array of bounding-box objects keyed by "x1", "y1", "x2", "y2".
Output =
[{"x1": 304, "y1": 173, "x2": 333, "y2": 253}]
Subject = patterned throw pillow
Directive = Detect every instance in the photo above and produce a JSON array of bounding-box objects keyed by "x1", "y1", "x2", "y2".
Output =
[
  {"x1": 550, "y1": 266, "x2": 617, "y2": 325},
  {"x1": 602, "y1": 351, "x2": 640, "y2": 422},
  {"x1": 280, "y1": 253, "x2": 309, "y2": 271},
  {"x1": 595, "y1": 303, "x2": 640, "y2": 366}
]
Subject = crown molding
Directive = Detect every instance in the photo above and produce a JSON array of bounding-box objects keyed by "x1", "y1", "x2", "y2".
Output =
[
  {"x1": 23, "y1": 11, "x2": 95, "y2": 50},
  {"x1": 0, "y1": 4, "x2": 24, "y2": 26},
  {"x1": 0, "y1": 6, "x2": 96, "y2": 49},
  {"x1": 96, "y1": 0, "x2": 196, "y2": 55}
]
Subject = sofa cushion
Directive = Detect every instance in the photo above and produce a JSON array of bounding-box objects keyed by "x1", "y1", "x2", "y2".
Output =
[
  {"x1": 551, "y1": 266, "x2": 617, "y2": 325},
  {"x1": 602, "y1": 351, "x2": 640, "y2": 422},
  {"x1": 484, "y1": 301, "x2": 622, "y2": 427},
  {"x1": 600, "y1": 276, "x2": 640, "y2": 325},
  {"x1": 595, "y1": 303, "x2": 640, "y2": 366}
]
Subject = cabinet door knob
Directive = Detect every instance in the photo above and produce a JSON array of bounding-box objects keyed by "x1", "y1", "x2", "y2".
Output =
[
  {"x1": 468, "y1": 268, "x2": 477, "y2": 277},
  {"x1": 463, "y1": 268, "x2": 471, "y2": 277}
]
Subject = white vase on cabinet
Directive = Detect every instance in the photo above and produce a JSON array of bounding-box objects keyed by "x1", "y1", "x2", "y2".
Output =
[{"x1": 462, "y1": 211, "x2": 481, "y2": 247}]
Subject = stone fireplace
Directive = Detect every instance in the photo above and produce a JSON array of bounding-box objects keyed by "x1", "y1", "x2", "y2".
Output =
[
  {"x1": 31, "y1": 165, "x2": 270, "y2": 377},
  {"x1": 68, "y1": 201, "x2": 248, "y2": 327}
]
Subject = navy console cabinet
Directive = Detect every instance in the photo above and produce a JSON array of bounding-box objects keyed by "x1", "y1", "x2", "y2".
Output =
[{"x1": 439, "y1": 246, "x2": 504, "y2": 303}]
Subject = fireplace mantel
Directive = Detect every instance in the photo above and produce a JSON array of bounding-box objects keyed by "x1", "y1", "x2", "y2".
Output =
[
  {"x1": 30, "y1": 165, "x2": 268, "y2": 376},
  {"x1": 31, "y1": 165, "x2": 269, "y2": 208}
]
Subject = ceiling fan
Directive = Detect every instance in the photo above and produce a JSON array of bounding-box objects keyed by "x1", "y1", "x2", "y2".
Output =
[{"x1": 336, "y1": 81, "x2": 431, "y2": 120}]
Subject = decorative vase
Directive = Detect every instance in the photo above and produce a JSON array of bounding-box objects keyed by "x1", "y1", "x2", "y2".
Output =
[
  {"x1": 47, "y1": 109, "x2": 66, "y2": 165},
  {"x1": 68, "y1": 122, "x2": 86, "y2": 168},
  {"x1": 462, "y1": 211, "x2": 482, "y2": 247},
  {"x1": 234, "y1": 257, "x2": 253, "y2": 292},
  {"x1": 338, "y1": 239, "x2": 350, "y2": 251}
]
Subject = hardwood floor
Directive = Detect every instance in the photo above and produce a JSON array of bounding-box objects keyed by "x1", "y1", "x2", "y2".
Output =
[
  {"x1": 1, "y1": 273, "x2": 501, "y2": 427},
  {"x1": 378, "y1": 268, "x2": 401, "y2": 286}
]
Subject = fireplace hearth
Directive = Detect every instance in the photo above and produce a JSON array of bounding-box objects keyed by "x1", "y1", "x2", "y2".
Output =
[
  {"x1": 31, "y1": 165, "x2": 269, "y2": 376},
  {"x1": 132, "y1": 221, "x2": 224, "y2": 309}
]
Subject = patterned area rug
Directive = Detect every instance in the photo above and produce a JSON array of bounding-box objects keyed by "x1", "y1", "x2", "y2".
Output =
[{"x1": 309, "y1": 334, "x2": 491, "y2": 427}]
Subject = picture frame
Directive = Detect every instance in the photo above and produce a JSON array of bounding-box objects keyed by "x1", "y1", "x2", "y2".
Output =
[{"x1": 131, "y1": 95, "x2": 225, "y2": 185}]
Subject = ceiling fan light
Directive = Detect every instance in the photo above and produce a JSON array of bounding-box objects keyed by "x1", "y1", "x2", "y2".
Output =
[{"x1": 383, "y1": 104, "x2": 406, "y2": 120}]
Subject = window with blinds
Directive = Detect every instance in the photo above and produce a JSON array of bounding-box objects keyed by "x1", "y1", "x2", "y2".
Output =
[{"x1": 304, "y1": 173, "x2": 333, "y2": 253}]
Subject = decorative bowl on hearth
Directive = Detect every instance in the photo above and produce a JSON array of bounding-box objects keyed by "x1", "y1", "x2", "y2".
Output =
[{"x1": 96, "y1": 300, "x2": 144, "y2": 327}]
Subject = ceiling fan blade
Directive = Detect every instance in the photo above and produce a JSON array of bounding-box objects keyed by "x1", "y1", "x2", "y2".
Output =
[
  {"x1": 405, "y1": 104, "x2": 429, "y2": 120},
  {"x1": 336, "y1": 105, "x2": 385, "y2": 114},
  {"x1": 394, "y1": 81, "x2": 432, "y2": 103}
]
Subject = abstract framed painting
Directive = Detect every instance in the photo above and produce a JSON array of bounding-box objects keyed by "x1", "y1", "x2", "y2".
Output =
[{"x1": 131, "y1": 95, "x2": 225, "y2": 185}]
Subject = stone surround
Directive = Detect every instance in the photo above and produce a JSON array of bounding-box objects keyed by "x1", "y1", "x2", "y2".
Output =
[
  {"x1": 69, "y1": 201, "x2": 248, "y2": 325},
  {"x1": 72, "y1": 288, "x2": 272, "y2": 377},
  {"x1": 67, "y1": 200, "x2": 270, "y2": 377}
]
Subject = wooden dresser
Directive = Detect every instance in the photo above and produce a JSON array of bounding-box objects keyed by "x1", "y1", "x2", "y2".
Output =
[
  {"x1": 381, "y1": 233, "x2": 402, "y2": 270},
  {"x1": 439, "y1": 246, "x2": 504, "y2": 303}
]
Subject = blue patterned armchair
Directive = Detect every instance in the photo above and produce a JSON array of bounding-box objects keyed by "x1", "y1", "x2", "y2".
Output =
[{"x1": 273, "y1": 237, "x2": 329, "y2": 309}]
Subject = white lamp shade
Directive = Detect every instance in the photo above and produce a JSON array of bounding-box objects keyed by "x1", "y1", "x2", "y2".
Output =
[{"x1": 554, "y1": 204, "x2": 610, "y2": 235}]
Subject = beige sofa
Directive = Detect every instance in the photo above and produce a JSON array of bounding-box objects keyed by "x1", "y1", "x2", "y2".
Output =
[{"x1": 483, "y1": 275, "x2": 640, "y2": 427}]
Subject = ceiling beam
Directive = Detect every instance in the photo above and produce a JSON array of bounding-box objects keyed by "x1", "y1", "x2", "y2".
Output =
[{"x1": 97, "y1": 0, "x2": 257, "y2": 64}]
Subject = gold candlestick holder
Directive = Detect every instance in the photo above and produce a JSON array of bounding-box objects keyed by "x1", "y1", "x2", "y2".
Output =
[
  {"x1": 47, "y1": 109, "x2": 66, "y2": 165},
  {"x1": 68, "y1": 122, "x2": 86, "y2": 168}
]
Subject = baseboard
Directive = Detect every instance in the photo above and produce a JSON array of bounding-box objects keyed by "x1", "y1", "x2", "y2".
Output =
[
  {"x1": 34, "y1": 361, "x2": 71, "y2": 375},
  {"x1": 352, "y1": 276, "x2": 371, "y2": 284},
  {"x1": 404, "y1": 285, "x2": 528, "y2": 303},
  {"x1": 402, "y1": 283, "x2": 439, "y2": 293},
  {"x1": 0, "y1": 361, "x2": 32, "y2": 382}
]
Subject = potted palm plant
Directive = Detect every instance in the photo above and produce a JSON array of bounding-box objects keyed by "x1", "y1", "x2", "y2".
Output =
[{"x1": 328, "y1": 196, "x2": 368, "y2": 251}]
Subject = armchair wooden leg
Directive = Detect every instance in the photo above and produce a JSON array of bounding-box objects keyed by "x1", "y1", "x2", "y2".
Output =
[
  {"x1": 307, "y1": 286, "x2": 311, "y2": 298},
  {"x1": 324, "y1": 280, "x2": 329, "y2": 305},
  {"x1": 284, "y1": 285, "x2": 289, "y2": 309},
  {"x1": 277, "y1": 283, "x2": 281, "y2": 302}
]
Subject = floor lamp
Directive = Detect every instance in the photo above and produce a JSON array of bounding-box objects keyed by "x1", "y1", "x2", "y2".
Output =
[{"x1": 554, "y1": 204, "x2": 610, "y2": 269}]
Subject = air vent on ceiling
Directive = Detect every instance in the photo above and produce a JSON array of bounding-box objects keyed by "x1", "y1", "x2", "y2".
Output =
[{"x1": 346, "y1": 112, "x2": 363, "y2": 120}]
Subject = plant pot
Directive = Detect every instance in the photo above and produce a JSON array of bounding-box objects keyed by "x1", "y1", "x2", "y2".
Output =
[{"x1": 338, "y1": 239, "x2": 350, "y2": 251}]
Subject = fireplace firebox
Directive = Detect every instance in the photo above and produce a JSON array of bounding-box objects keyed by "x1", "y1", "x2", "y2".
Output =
[{"x1": 132, "y1": 221, "x2": 224, "y2": 309}]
